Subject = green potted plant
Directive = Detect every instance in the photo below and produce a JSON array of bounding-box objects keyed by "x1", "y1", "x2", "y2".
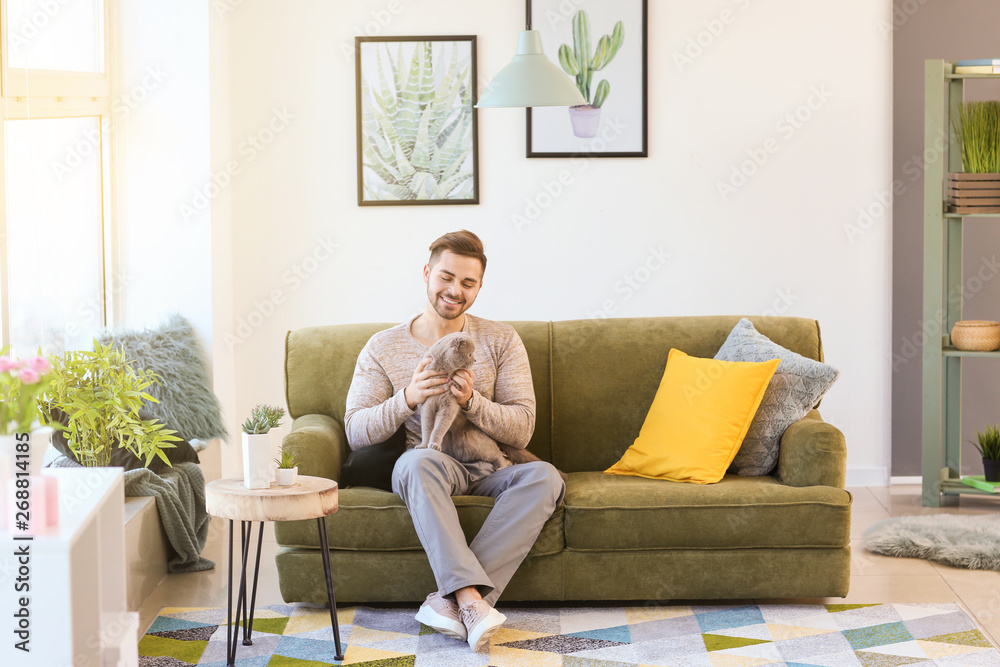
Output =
[
  {"x1": 949, "y1": 100, "x2": 1000, "y2": 214},
  {"x1": 37, "y1": 342, "x2": 180, "y2": 468},
  {"x1": 558, "y1": 10, "x2": 624, "y2": 138},
  {"x1": 971, "y1": 424, "x2": 1000, "y2": 482},
  {"x1": 242, "y1": 404, "x2": 285, "y2": 489},
  {"x1": 274, "y1": 448, "x2": 298, "y2": 486}
]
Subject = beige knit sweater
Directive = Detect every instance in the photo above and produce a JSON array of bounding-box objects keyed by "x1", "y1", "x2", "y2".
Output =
[{"x1": 344, "y1": 314, "x2": 536, "y2": 452}]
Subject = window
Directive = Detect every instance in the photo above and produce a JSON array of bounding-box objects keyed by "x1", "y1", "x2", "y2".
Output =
[{"x1": 0, "y1": 0, "x2": 116, "y2": 356}]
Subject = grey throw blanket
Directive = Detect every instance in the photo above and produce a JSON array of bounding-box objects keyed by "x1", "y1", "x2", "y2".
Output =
[{"x1": 123, "y1": 462, "x2": 215, "y2": 573}]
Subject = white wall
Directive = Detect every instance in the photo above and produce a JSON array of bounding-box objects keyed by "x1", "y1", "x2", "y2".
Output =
[
  {"x1": 212, "y1": 0, "x2": 893, "y2": 483},
  {"x1": 117, "y1": 2, "x2": 212, "y2": 342}
]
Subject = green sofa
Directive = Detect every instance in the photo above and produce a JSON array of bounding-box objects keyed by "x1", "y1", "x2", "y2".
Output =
[{"x1": 275, "y1": 315, "x2": 851, "y2": 603}]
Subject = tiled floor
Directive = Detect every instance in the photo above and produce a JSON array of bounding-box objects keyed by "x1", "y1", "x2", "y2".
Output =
[{"x1": 137, "y1": 485, "x2": 1000, "y2": 649}]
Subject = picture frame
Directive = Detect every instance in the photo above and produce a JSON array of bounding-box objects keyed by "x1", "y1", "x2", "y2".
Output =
[
  {"x1": 525, "y1": 0, "x2": 648, "y2": 158},
  {"x1": 355, "y1": 35, "x2": 479, "y2": 206}
]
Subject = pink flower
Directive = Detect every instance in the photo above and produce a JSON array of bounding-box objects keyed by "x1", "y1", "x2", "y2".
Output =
[
  {"x1": 25, "y1": 357, "x2": 50, "y2": 374},
  {"x1": 0, "y1": 357, "x2": 16, "y2": 373},
  {"x1": 18, "y1": 368, "x2": 40, "y2": 384}
]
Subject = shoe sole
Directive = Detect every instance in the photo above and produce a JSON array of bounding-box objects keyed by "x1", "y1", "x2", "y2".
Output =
[
  {"x1": 468, "y1": 610, "x2": 507, "y2": 652},
  {"x1": 415, "y1": 605, "x2": 467, "y2": 641}
]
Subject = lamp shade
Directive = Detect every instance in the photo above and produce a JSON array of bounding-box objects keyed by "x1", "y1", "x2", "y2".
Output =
[{"x1": 475, "y1": 30, "x2": 587, "y2": 108}]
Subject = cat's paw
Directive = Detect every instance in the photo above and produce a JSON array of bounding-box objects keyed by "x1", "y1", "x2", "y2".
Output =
[{"x1": 428, "y1": 441, "x2": 442, "y2": 451}]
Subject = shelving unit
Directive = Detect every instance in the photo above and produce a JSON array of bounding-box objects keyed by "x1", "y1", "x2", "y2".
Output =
[
  {"x1": 921, "y1": 60, "x2": 1000, "y2": 507},
  {"x1": 0, "y1": 468, "x2": 138, "y2": 666}
]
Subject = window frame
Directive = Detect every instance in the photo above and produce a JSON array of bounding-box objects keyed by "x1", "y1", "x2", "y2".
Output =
[{"x1": 0, "y1": 0, "x2": 120, "y2": 350}]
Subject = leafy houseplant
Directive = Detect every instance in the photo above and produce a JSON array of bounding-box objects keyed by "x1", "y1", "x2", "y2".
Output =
[
  {"x1": 274, "y1": 448, "x2": 298, "y2": 486},
  {"x1": 360, "y1": 41, "x2": 475, "y2": 201},
  {"x1": 971, "y1": 424, "x2": 1000, "y2": 482},
  {"x1": 241, "y1": 404, "x2": 286, "y2": 489},
  {"x1": 37, "y1": 343, "x2": 180, "y2": 468},
  {"x1": 558, "y1": 11, "x2": 624, "y2": 138}
]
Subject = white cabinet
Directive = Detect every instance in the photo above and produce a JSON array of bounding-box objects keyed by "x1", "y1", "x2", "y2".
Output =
[{"x1": 0, "y1": 468, "x2": 138, "y2": 667}]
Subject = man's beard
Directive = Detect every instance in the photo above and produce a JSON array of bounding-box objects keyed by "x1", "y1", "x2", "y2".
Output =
[{"x1": 428, "y1": 285, "x2": 466, "y2": 320}]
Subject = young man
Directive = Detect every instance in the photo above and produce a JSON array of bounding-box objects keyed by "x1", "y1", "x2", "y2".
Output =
[{"x1": 344, "y1": 230, "x2": 565, "y2": 652}]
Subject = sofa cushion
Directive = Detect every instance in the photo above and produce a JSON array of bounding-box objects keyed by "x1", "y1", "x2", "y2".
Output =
[
  {"x1": 715, "y1": 318, "x2": 840, "y2": 476},
  {"x1": 563, "y1": 471, "x2": 850, "y2": 551},
  {"x1": 550, "y1": 316, "x2": 824, "y2": 473},
  {"x1": 274, "y1": 487, "x2": 564, "y2": 556},
  {"x1": 340, "y1": 428, "x2": 407, "y2": 491},
  {"x1": 605, "y1": 349, "x2": 779, "y2": 484}
]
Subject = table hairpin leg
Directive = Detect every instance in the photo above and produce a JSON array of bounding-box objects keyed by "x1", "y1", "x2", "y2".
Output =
[
  {"x1": 226, "y1": 520, "x2": 254, "y2": 666},
  {"x1": 243, "y1": 522, "x2": 265, "y2": 646},
  {"x1": 316, "y1": 517, "x2": 345, "y2": 662}
]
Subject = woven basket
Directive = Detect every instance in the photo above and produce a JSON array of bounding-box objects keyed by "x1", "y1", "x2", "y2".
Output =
[{"x1": 950, "y1": 320, "x2": 1000, "y2": 351}]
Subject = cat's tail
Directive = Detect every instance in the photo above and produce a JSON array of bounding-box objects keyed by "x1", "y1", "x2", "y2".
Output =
[{"x1": 498, "y1": 444, "x2": 568, "y2": 482}]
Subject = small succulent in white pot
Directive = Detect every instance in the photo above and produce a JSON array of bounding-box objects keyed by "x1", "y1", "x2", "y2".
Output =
[{"x1": 274, "y1": 448, "x2": 298, "y2": 486}]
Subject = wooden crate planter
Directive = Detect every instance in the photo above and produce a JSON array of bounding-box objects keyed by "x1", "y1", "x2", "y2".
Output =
[{"x1": 947, "y1": 172, "x2": 1000, "y2": 214}]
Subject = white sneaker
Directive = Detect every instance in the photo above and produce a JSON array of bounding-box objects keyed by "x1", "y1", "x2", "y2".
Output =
[
  {"x1": 460, "y1": 600, "x2": 506, "y2": 652},
  {"x1": 414, "y1": 592, "x2": 467, "y2": 641}
]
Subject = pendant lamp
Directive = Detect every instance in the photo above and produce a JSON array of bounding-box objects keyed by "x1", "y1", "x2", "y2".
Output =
[{"x1": 475, "y1": 30, "x2": 586, "y2": 108}]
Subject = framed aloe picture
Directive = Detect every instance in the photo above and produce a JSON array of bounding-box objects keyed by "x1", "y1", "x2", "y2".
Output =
[
  {"x1": 355, "y1": 36, "x2": 479, "y2": 205},
  {"x1": 526, "y1": 0, "x2": 647, "y2": 158}
]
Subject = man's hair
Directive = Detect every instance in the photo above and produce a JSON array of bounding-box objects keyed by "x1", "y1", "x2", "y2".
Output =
[{"x1": 428, "y1": 230, "x2": 487, "y2": 277}]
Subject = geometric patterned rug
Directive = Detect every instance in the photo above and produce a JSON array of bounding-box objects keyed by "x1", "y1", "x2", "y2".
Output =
[{"x1": 138, "y1": 602, "x2": 999, "y2": 666}]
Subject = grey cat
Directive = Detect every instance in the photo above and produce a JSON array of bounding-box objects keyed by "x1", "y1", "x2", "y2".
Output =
[{"x1": 415, "y1": 332, "x2": 560, "y2": 477}]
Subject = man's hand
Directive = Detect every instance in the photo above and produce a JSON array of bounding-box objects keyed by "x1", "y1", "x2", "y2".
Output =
[
  {"x1": 404, "y1": 357, "x2": 450, "y2": 410},
  {"x1": 451, "y1": 368, "x2": 475, "y2": 409}
]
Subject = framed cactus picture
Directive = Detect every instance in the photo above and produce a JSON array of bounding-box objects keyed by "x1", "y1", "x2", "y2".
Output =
[
  {"x1": 355, "y1": 36, "x2": 479, "y2": 205},
  {"x1": 526, "y1": 0, "x2": 647, "y2": 158}
]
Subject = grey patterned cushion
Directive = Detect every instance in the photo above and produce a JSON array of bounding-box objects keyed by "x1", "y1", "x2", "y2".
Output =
[{"x1": 714, "y1": 318, "x2": 839, "y2": 476}]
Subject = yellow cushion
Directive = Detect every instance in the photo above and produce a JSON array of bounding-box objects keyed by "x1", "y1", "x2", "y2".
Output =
[{"x1": 605, "y1": 349, "x2": 780, "y2": 484}]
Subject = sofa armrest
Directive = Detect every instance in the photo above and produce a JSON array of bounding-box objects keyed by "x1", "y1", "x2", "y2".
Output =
[
  {"x1": 282, "y1": 414, "x2": 348, "y2": 482},
  {"x1": 775, "y1": 409, "x2": 846, "y2": 488}
]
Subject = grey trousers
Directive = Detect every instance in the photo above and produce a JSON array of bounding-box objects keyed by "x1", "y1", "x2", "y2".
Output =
[{"x1": 391, "y1": 448, "x2": 565, "y2": 606}]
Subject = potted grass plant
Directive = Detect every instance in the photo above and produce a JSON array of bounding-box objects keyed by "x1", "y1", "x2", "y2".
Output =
[
  {"x1": 949, "y1": 100, "x2": 1000, "y2": 214},
  {"x1": 274, "y1": 448, "x2": 298, "y2": 486},
  {"x1": 971, "y1": 425, "x2": 1000, "y2": 482},
  {"x1": 241, "y1": 404, "x2": 284, "y2": 489}
]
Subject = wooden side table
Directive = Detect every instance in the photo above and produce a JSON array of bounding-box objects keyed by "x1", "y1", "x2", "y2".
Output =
[{"x1": 205, "y1": 476, "x2": 343, "y2": 665}]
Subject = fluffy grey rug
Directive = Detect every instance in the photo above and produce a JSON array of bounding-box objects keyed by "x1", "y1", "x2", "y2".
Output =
[
  {"x1": 97, "y1": 314, "x2": 228, "y2": 442},
  {"x1": 864, "y1": 514, "x2": 1000, "y2": 570}
]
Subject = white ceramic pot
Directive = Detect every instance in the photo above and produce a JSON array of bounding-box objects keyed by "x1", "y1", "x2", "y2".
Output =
[
  {"x1": 242, "y1": 432, "x2": 271, "y2": 489},
  {"x1": 275, "y1": 466, "x2": 298, "y2": 486}
]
